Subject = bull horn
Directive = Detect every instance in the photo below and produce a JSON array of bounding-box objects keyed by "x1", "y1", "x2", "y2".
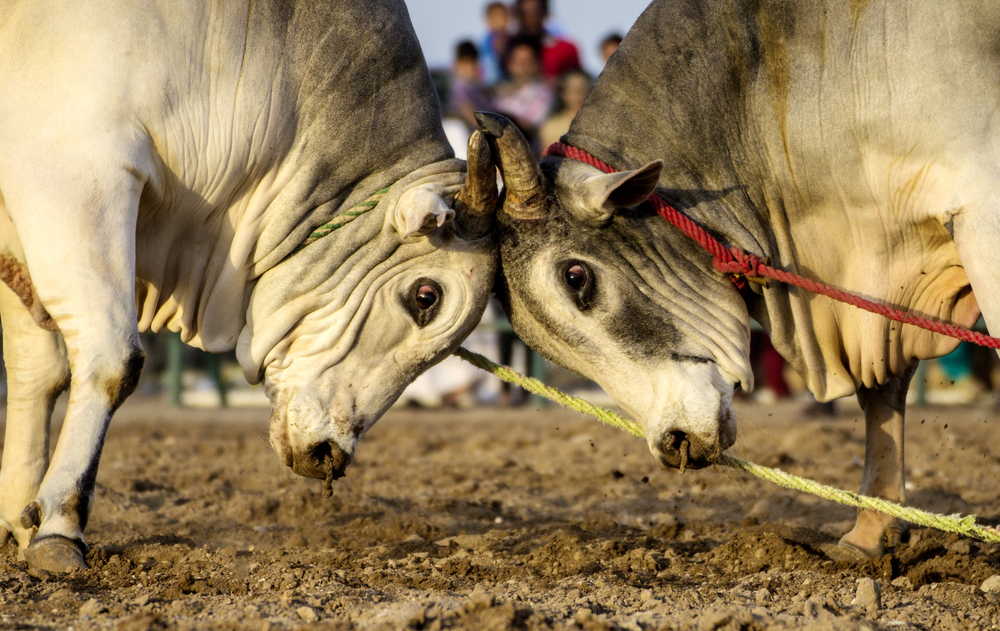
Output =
[
  {"x1": 474, "y1": 112, "x2": 547, "y2": 221},
  {"x1": 453, "y1": 130, "x2": 499, "y2": 240}
]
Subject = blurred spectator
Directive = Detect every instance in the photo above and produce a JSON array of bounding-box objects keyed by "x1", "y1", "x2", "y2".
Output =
[
  {"x1": 480, "y1": 2, "x2": 512, "y2": 85},
  {"x1": 749, "y1": 330, "x2": 790, "y2": 403},
  {"x1": 600, "y1": 32, "x2": 623, "y2": 64},
  {"x1": 924, "y1": 341, "x2": 985, "y2": 404},
  {"x1": 513, "y1": 0, "x2": 581, "y2": 83},
  {"x1": 449, "y1": 40, "x2": 492, "y2": 130},
  {"x1": 538, "y1": 69, "x2": 592, "y2": 150},
  {"x1": 801, "y1": 398, "x2": 836, "y2": 418},
  {"x1": 938, "y1": 342, "x2": 973, "y2": 384},
  {"x1": 493, "y1": 35, "x2": 554, "y2": 150}
]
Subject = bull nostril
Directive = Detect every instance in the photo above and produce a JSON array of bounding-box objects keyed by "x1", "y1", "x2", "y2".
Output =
[
  {"x1": 311, "y1": 441, "x2": 333, "y2": 469},
  {"x1": 655, "y1": 430, "x2": 695, "y2": 472},
  {"x1": 311, "y1": 440, "x2": 352, "y2": 499},
  {"x1": 666, "y1": 430, "x2": 687, "y2": 450}
]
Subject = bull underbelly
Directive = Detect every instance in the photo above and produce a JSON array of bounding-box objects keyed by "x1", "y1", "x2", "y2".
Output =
[{"x1": 780, "y1": 200, "x2": 984, "y2": 399}]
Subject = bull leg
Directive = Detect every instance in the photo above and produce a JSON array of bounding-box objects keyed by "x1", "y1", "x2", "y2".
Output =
[
  {"x1": 832, "y1": 364, "x2": 915, "y2": 560},
  {"x1": 0, "y1": 276, "x2": 70, "y2": 555},
  {"x1": 1, "y1": 161, "x2": 145, "y2": 572}
]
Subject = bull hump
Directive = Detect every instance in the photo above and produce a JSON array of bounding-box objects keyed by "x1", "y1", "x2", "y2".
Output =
[{"x1": 0, "y1": 255, "x2": 57, "y2": 331}]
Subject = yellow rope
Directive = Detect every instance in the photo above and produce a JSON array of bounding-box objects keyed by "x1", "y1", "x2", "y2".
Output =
[{"x1": 453, "y1": 346, "x2": 1000, "y2": 544}]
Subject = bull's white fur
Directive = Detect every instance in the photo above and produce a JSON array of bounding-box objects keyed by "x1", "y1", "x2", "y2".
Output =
[
  {"x1": 257, "y1": 169, "x2": 492, "y2": 465},
  {"x1": 608, "y1": 361, "x2": 738, "y2": 463},
  {"x1": 0, "y1": 0, "x2": 497, "y2": 567}
]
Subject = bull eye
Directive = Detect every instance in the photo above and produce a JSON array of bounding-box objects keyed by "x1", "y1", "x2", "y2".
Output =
[
  {"x1": 415, "y1": 285, "x2": 438, "y2": 310},
  {"x1": 404, "y1": 278, "x2": 443, "y2": 327},
  {"x1": 564, "y1": 264, "x2": 588, "y2": 291},
  {"x1": 561, "y1": 261, "x2": 595, "y2": 311}
]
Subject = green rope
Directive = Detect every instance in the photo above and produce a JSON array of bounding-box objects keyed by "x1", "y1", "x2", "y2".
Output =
[
  {"x1": 453, "y1": 346, "x2": 1000, "y2": 544},
  {"x1": 292, "y1": 185, "x2": 393, "y2": 254}
]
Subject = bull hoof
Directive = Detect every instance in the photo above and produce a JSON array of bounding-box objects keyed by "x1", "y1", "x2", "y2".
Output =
[
  {"x1": 826, "y1": 539, "x2": 881, "y2": 562},
  {"x1": 883, "y1": 522, "x2": 910, "y2": 549},
  {"x1": 25, "y1": 536, "x2": 87, "y2": 573}
]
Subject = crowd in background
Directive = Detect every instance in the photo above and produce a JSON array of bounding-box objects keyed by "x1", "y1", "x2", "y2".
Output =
[
  {"x1": 439, "y1": 0, "x2": 622, "y2": 158},
  {"x1": 393, "y1": 0, "x2": 626, "y2": 409}
]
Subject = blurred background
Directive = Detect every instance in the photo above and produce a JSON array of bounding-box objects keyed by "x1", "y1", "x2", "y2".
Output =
[{"x1": 406, "y1": 0, "x2": 650, "y2": 76}]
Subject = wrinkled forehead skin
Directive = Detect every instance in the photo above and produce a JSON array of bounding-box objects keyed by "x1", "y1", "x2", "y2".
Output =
[
  {"x1": 267, "y1": 225, "x2": 496, "y2": 402},
  {"x1": 497, "y1": 159, "x2": 752, "y2": 467},
  {"x1": 239, "y1": 173, "x2": 497, "y2": 479},
  {"x1": 500, "y1": 160, "x2": 752, "y2": 383}
]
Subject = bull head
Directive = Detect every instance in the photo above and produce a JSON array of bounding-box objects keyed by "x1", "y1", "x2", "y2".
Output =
[
  {"x1": 477, "y1": 112, "x2": 753, "y2": 471},
  {"x1": 242, "y1": 132, "x2": 500, "y2": 490}
]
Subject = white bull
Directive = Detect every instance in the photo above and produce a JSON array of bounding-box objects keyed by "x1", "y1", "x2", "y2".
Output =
[
  {"x1": 484, "y1": 0, "x2": 999, "y2": 561},
  {"x1": 0, "y1": 0, "x2": 499, "y2": 572}
]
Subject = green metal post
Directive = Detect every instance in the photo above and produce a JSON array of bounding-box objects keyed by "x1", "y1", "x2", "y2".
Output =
[
  {"x1": 167, "y1": 332, "x2": 183, "y2": 407},
  {"x1": 206, "y1": 353, "x2": 228, "y2": 408}
]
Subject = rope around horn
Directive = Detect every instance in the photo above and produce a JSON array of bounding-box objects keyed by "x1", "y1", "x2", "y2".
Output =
[{"x1": 453, "y1": 346, "x2": 1000, "y2": 544}]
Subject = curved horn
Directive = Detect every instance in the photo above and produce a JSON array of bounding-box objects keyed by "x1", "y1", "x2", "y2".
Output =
[
  {"x1": 453, "y1": 130, "x2": 499, "y2": 240},
  {"x1": 474, "y1": 112, "x2": 547, "y2": 221}
]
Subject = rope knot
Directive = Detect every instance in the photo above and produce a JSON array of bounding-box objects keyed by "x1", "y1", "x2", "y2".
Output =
[
  {"x1": 711, "y1": 250, "x2": 768, "y2": 289},
  {"x1": 737, "y1": 251, "x2": 764, "y2": 277}
]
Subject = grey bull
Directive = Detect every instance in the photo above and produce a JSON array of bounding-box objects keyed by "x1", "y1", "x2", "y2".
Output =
[
  {"x1": 0, "y1": 0, "x2": 499, "y2": 572},
  {"x1": 481, "y1": 0, "x2": 998, "y2": 559}
]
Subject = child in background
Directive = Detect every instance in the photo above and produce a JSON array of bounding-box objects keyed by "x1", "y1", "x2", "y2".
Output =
[
  {"x1": 449, "y1": 41, "x2": 492, "y2": 130},
  {"x1": 513, "y1": 0, "x2": 581, "y2": 84},
  {"x1": 480, "y1": 2, "x2": 512, "y2": 85},
  {"x1": 600, "y1": 33, "x2": 623, "y2": 65},
  {"x1": 538, "y1": 69, "x2": 592, "y2": 150},
  {"x1": 493, "y1": 35, "x2": 555, "y2": 151}
]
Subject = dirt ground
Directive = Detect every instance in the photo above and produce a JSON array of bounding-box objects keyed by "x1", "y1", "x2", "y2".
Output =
[{"x1": 2, "y1": 393, "x2": 1000, "y2": 630}]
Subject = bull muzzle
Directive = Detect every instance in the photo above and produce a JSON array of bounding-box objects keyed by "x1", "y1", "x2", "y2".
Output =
[
  {"x1": 290, "y1": 440, "x2": 353, "y2": 497},
  {"x1": 267, "y1": 391, "x2": 358, "y2": 496},
  {"x1": 649, "y1": 408, "x2": 737, "y2": 472}
]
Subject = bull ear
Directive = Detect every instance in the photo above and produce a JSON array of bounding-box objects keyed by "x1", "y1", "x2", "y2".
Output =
[
  {"x1": 571, "y1": 160, "x2": 663, "y2": 226},
  {"x1": 603, "y1": 160, "x2": 663, "y2": 207},
  {"x1": 391, "y1": 184, "x2": 455, "y2": 237}
]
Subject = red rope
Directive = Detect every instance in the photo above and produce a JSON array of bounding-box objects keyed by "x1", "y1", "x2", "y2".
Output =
[{"x1": 544, "y1": 141, "x2": 1000, "y2": 349}]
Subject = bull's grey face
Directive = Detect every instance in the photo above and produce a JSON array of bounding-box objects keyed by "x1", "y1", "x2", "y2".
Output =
[
  {"x1": 480, "y1": 113, "x2": 752, "y2": 470},
  {"x1": 240, "y1": 133, "x2": 500, "y2": 486}
]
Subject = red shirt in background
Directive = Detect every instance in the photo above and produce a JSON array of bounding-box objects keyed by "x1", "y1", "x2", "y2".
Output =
[{"x1": 540, "y1": 36, "x2": 581, "y2": 81}]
